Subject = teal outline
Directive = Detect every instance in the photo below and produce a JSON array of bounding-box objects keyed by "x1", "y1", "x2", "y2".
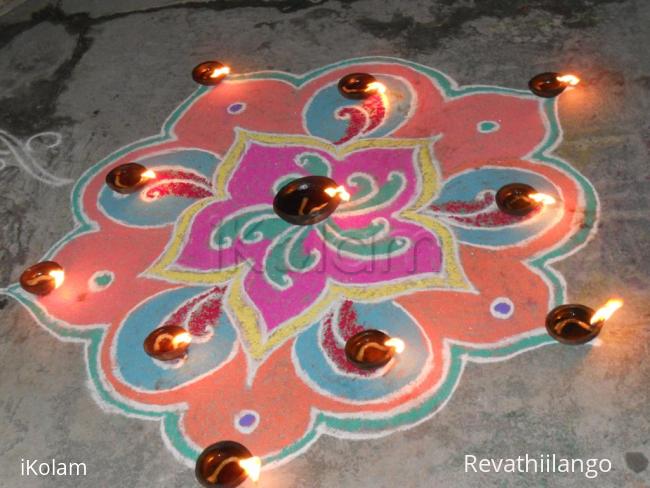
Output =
[{"x1": 1, "y1": 56, "x2": 598, "y2": 467}]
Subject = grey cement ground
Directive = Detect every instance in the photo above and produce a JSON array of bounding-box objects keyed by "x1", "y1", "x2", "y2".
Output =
[{"x1": 0, "y1": 1, "x2": 649, "y2": 487}]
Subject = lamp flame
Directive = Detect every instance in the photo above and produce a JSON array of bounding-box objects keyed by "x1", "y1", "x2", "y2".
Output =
[
  {"x1": 171, "y1": 332, "x2": 192, "y2": 348},
  {"x1": 365, "y1": 81, "x2": 387, "y2": 94},
  {"x1": 209, "y1": 66, "x2": 231, "y2": 79},
  {"x1": 384, "y1": 337, "x2": 405, "y2": 354},
  {"x1": 556, "y1": 74, "x2": 580, "y2": 86},
  {"x1": 324, "y1": 185, "x2": 351, "y2": 201},
  {"x1": 529, "y1": 193, "x2": 556, "y2": 205},
  {"x1": 590, "y1": 298, "x2": 623, "y2": 325},
  {"x1": 49, "y1": 269, "x2": 65, "y2": 289},
  {"x1": 238, "y1": 456, "x2": 261, "y2": 482},
  {"x1": 141, "y1": 169, "x2": 156, "y2": 180}
]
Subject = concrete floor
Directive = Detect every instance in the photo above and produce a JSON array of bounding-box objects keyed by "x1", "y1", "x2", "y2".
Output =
[{"x1": 1, "y1": 0, "x2": 649, "y2": 487}]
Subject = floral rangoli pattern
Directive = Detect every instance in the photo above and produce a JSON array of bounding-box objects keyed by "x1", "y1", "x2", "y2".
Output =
[{"x1": 4, "y1": 57, "x2": 598, "y2": 468}]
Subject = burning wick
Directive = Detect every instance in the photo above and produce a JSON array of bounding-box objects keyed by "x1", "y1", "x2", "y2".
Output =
[
  {"x1": 19, "y1": 261, "x2": 65, "y2": 296},
  {"x1": 496, "y1": 183, "x2": 556, "y2": 216},
  {"x1": 590, "y1": 298, "x2": 624, "y2": 325},
  {"x1": 105, "y1": 163, "x2": 156, "y2": 194},
  {"x1": 545, "y1": 298, "x2": 623, "y2": 345},
  {"x1": 384, "y1": 337, "x2": 406, "y2": 354},
  {"x1": 143, "y1": 325, "x2": 192, "y2": 361},
  {"x1": 192, "y1": 60, "x2": 231, "y2": 86},
  {"x1": 140, "y1": 169, "x2": 156, "y2": 180},
  {"x1": 528, "y1": 193, "x2": 556, "y2": 206},
  {"x1": 529, "y1": 72, "x2": 581, "y2": 98},
  {"x1": 209, "y1": 66, "x2": 231, "y2": 79},
  {"x1": 345, "y1": 329, "x2": 405, "y2": 370},
  {"x1": 273, "y1": 176, "x2": 350, "y2": 225},
  {"x1": 324, "y1": 185, "x2": 351, "y2": 202},
  {"x1": 49, "y1": 269, "x2": 65, "y2": 289},
  {"x1": 238, "y1": 457, "x2": 262, "y2": 483},
  {"x1": 195, "y1": 441, "x2": 260, "y2": 488},
  {"x1": 556, "y1": 74, "x2": 580, "y2": 87},
  {"x1": 170, "y1": 331, "x2": 192, "y2": 348},
  {"x1": 364, "y1": 81, "x2": 387, "y2": 95},
  {"x1": 338, "y1": 72, "x2": 385, "y2": 99}
]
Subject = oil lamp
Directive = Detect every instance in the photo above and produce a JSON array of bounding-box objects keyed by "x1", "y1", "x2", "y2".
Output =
[
  {"x1": 529, "y1": 72, "x2": 580, "y2": 98},
  {"x1": 273, "y1": 175, "x2": 350, "y2": 225},
  {"x1": 143, "y1": 325, "x2": 192, "y2": 361},
  {"x1": 105, "y1": 163, "x2": 156, "y2": 194},
  {"x1": 192, "y1": 61, "x2": 231, "y2": 86},
  {"x1": 545, "y1": 298, "x2": 623, "y2": 345},
  {"x1": 19, "y1": 261, "x2": 64, "y2": 296},
  {"x1": 345, "y1": 329, "x2": 405, "y2": 370},
  {"x1": 495, "y1": 183, "x2": 556, "y2": 216},
  {"x1": 337, "y1": 72, "x2": 386, "y2": 99},
  {"x1": 195, "y1": 440, "x2": 261, "y2": 488}
]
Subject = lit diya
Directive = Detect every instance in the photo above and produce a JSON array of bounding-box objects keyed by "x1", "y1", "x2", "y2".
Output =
[
  {"x1": 345, "y1": 329, "x2": 405, "y2": 370},
  {"x1": 545, "y1": 298, "x2": 623, "y2": 345},
  {"x1": 337, "y1": 72, "x2": 386, "y2": 99},
  {"x1": 143, "y1": 325, "x2": 192, "y2": 361},
  {"x1": 273, "y1": 175, "x2": 350, "y2": 225},
  {"x1": 529, "y1": 72, "x2": 580, "y2": 98},
  {"x1": 195, "y1": 441, "x2": 261, "y2": 488},
  {"x1": 192, "y1": 61, "x2": 231, "y2": 86},
  {"x1": 105, "y1": 163, "x2": 156, "y2": 194},
  {"x1": 495, "y1": 183, "x2": 556, "y2": 216},
  {"x1": 19, "y1": 261, "x2": 64, "y2": 296}
]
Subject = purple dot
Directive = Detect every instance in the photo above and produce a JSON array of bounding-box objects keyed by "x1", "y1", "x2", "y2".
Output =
[
  {"x1": 494, "y1": 302, "x2": 512, "y2": 315},
  {"x1": 227, "y1": 103, "x2": 245, "y2": 114},
  {"x1": 239, "y1": 413, "x2": 256, "y2": 427}
]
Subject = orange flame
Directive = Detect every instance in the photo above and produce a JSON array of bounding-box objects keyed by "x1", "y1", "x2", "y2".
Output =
[
  {"x1": 365, "y1": 81, "x2": 387, "y2": 95},
  {"x1": 529, "y1": 192, "x2": 556, "y2": 205},
  {"x1": 238, "y1": 456, "x2": 261, "y2": 482},
  {"x1": 556, "y1": 74, "x2": 580, "y2": 86},
  {"x1": 49, "y1": 269, "x2": 65, "y2": 289},
  {"x1": 209, "y1": 66, "x2": 231, "y2": 79},
  {"x1": 590, "y1": 298, "x2": 623, "y2": 325},
  {"x1": 171, "y1": 332, "x2": 192, "y2": 348},
  {"x1": 324, "y1": 185, "x2": 351, "y2": 201},
  {"x1": 141, "y1": 169, "x2": 156, "y2": 180},
  {"x1": 384, "y1": 337, "x2": 405, "y2": 354}
]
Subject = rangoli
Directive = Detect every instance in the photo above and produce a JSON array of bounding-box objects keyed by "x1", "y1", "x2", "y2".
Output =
[{"x1": 4, "y1": 57, "x2": 598, "y2": 469}]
